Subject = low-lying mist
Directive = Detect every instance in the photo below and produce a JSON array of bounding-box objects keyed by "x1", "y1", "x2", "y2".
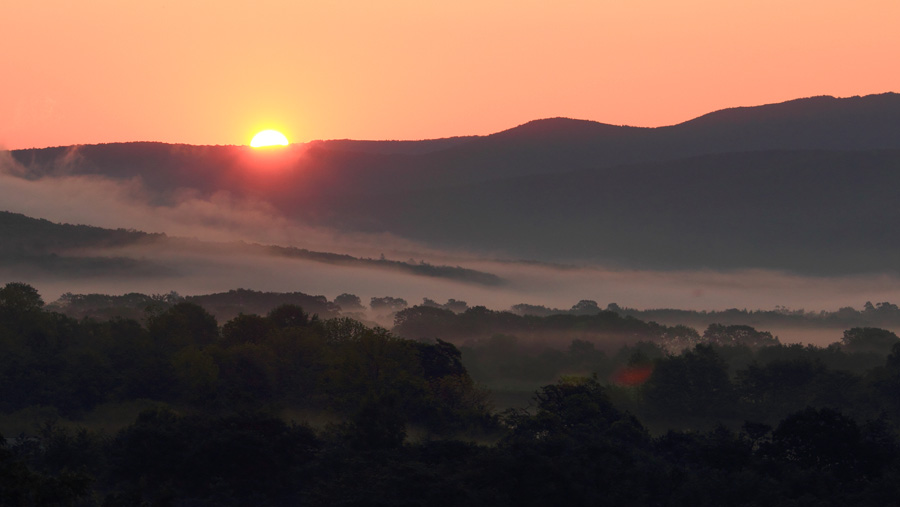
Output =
[
  {"x1": 4, "y1": 148, "x2": 900, "y2": 345},
  {"x1": 0, "y1": 149, "x2": 429, "y2": 258}
]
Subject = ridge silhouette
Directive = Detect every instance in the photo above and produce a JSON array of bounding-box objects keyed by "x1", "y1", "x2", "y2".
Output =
[{"x1": 8, "y1": 92, "x2": 900, "y2": 273}]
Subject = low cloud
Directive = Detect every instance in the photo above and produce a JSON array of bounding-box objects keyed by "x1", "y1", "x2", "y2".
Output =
[
  {"x1": 4, "y1": 149, "x2": 900, "y2": 330},
  {"x1": 0, "y1": 150, "x2": 435, "y2": 258}
]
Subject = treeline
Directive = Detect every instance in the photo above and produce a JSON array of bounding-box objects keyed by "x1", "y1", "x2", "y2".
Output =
[
  {"x1": 0, "y1": 283, "x2": 491, "y2": 434},
  {"x1": 510, "y1": 298, "x2": 900, "y2": 330},
  {"x1": 49, "y1": 288, "x2": 900, "y2": 340},
  {"x1": 393, "y1": 304, "x2": 700, "y2": 347},
  {"x1": 268, "y1": 245, "x2": 504, "y2": 286},
  {"x1": 1, "y1": 209, "x2": 505, "y2": 288},
  {"x1": 8, "y1": 282, "x2": 900, "y2": 504},
  {"x1": 46, "y1": 290, "x2": 468, "y2": 325},
  {"x1": 0, "y1": 211, "x2": 160, "y2": 256},
  {"x1": 47, "y1": 289, "x2": 342, "y2": 324}
]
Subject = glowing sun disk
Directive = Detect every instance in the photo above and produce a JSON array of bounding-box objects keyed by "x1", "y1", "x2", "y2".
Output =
[{"x1": 251, "y1": 130, "x2": 289, "y2": 147}]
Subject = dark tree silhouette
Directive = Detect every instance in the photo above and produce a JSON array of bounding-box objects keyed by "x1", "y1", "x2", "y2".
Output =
[
  {"x1": 334, "y1": 293, "x2": 365, "y2": 312},
  {"x1": 370, "y1": 296, "x2": 408, "y2": 314},
  {"x1": 222, "y1": 313, "x2": 273, "y2": 345},
  {"x1": 0, "y1": 282, "x2": 44, "y2": 315},
  {"x1": 147, "y1": 302, "x2": 219, "y2": 350},
  {"x1": 841, "y1": 327, "x2": 900, "y2": 354},
  {"x1": 267, "y1": 304, "x2": 313, "y2": 329}
]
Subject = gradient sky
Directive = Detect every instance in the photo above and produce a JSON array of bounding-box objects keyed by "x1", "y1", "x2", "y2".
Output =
[{"x1": 3, "y1": 0, "x2": 898, "y2": 150}]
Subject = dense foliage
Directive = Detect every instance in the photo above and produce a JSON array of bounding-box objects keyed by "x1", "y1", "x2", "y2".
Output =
[{"x1": 5, "y1": 282, "x2": 900, "y2": 505}]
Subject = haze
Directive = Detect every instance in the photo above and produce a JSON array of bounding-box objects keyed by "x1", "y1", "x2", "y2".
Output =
[
  {"x1": 3, "y1": 2, "x2": 900, "y2": 345},
  {"x1": 5, "y1": 146, "x2": 900, "y2": 334}
]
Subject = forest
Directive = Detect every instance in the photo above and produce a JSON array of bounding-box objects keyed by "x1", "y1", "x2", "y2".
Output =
[{"x1": 4, "y1": 282, "x2": 900, "y2": 505}]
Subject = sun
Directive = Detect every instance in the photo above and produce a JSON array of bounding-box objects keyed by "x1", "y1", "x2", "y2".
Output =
[{"x1": 250, "y1": 130, "x2": 289, "y2": 148}]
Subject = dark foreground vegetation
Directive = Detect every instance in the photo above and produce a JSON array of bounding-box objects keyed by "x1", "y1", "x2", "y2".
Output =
[{"x1": 5, "y1": 282, "x2": 900, "y2": 505}]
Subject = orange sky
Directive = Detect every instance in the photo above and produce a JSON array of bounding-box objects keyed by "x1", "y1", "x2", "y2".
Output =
[{"x1": 2, "y1": 1, "x2": 898, "y2": 150}]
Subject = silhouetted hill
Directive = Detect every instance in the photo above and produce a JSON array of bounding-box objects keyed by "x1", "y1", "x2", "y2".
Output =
[
  {"x1": 310, "y1": 136, "x2": 477, "y2": 155},
  {"x1": 331, "y1": 149, "x2": 900, "y2": 273},
  {"x1": 186, "y1": 288, "x2": 341, "y2": 321},
  {"x1": 7, "y1": 93, "x2": 900, "y2": 274},
  {"x1": 671, "y1": 93, "x2": 900, "y2": 151},
  {"x1": 12, "y1": 93, "x2": 900, "y2": 198},
  {"x1": 402, "y1": 92, "x2": 900, "y2": 186},
  {"x1": 0, "y1": 211, "x2": 170, "y2": 277},
  {"x1": 0, "y1": 211, "x2": 501, "y2": 284},
  {"x1": 0, "y1": 210, "x2": 161, "y2": 254},
  {"x1": 684, "y1": 93, "x2": 899, "y2": 132}
]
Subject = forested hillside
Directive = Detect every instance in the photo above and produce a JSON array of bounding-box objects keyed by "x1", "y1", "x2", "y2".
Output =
[
  {"x1": 5, "y1": 282, "x2": 900, "y2": 504},
  {"x1": 0, "y1": 210, "x2": 502, "y2": 285}
]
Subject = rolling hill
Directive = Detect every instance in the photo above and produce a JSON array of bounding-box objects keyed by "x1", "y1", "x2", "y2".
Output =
[
  {"x1": 7, "y1": 92, "x2": 900, "y2": 274},
  {"x1": 0, "y1": 211, "x2": 502, "y2": 285}
]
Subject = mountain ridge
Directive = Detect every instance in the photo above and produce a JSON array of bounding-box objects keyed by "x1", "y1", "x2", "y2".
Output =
[
  {"x1": 10, "y1": 92, "x2": 899, "y2": 156},
  {"x1": 324, "y1": 148, "x2": 900, "y2": 273},
  {"x1": 5, "y1": 92, "x2": 900, "y2": 275}
]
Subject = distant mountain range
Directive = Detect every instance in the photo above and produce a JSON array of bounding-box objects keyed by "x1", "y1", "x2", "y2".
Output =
[{"x1": 8, "y1": 92, "x2": 900, "y2": 274}]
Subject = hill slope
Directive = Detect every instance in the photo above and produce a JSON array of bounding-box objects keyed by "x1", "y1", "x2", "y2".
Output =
[
  {"x1": 11, "y1": 93, "x2": 900, "y2": 197},
  {"x1": 6, "y1": 93, "x2": 900, "y2": 274},
  {"x1": 335, "y1": 149, "x2": 900, "y2": 273},
  {"x1": 0, "y1": 211, "x2": 501, "y2": 285}
]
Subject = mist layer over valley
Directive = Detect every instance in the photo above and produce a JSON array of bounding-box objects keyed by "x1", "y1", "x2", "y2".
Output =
[
  {"x1": 7, "y1": 95, "x2": 900, "y2": 505},
  {"x1": 4, "y1": 93, "x2": 900, "y2": 344}
]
